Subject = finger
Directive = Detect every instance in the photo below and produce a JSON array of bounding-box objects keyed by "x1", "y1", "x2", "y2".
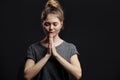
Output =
[
  {"x1": 49, "y1": 34, "x2": 53, "y2": 46},
  {"x1": 49, "y1": 35, "x2": 53, "y2": 46},
  {"x1": 48, "y1": 44, "x2": 51, "y2": 54},
  {"x1": 48, "y1": 39, "x2": 52, "y2": 53},
  {"x1": 49, "y1": 33, "x2": 53, "y2": 38},
  {"x1": 48, "y1": 48, "x2": 51, "y2": 54}
]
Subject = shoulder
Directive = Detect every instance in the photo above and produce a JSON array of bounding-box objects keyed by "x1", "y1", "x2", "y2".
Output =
[
  {"x1": 63, "y1": 41, "x2": 79, "y2": 56},
  {"x1": 64, "y1": 41, "x2": 76, "y2": 47},
  {"x1": 28, "y1": 41, "x2": 40, "y2": 49},
  {"x1": 63, "y1": 41, "x2": 77, "y2": 49}
]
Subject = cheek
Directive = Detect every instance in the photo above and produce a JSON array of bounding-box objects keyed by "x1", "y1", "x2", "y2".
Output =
[
  {"x1": 55, "y1": 27, "x2": 61, "y2": 34},
  {"x1": 56, "y1": 25, "x2": 62, "y2": 31},
  {"x1": 42, "y1": 27, "x2": 49, "y2": 34},
  {"x1": 43, "y1": 27, "x2": 49, "y2": 31}
]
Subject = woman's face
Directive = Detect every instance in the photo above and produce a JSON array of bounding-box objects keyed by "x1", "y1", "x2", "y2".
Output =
[{"x1": 42, "y1": 14, "x2": 63, "y2": 37}]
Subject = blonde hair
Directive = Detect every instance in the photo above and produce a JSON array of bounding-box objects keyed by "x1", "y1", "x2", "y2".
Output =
[{"x1": 41, "y1": 0, "x2": 64, "y2": 22}]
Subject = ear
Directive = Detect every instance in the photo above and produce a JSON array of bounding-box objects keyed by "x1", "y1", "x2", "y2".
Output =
[
  {"x1": 61, "y1": 21, "x2": 64, "y2": 30},
  {"x1": 61, "y1": 21, "x2": 63, "y2": 25},
  {"x1": 41, "y1": 21, "x2": 45, "y2": 27}
]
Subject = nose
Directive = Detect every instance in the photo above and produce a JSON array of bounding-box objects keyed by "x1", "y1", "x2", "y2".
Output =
[{"x1": 49, "y1": 24, "x2": 54, "y2": 30}]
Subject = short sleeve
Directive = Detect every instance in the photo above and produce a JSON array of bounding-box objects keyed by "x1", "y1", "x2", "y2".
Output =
[
  {"x1": 71, "y1": 44, "x2": 80, "y2": 56},
  {"x1": 26, "y1": 45, "x2": 36, "y2": 61}
]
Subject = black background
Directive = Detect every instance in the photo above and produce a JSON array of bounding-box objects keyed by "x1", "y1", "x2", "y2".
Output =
[{"x1": 0, "y1": 0, "x2": 120, "y2": 80}]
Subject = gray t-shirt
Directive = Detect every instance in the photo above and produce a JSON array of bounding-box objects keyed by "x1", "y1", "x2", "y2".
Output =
[{"x1": 26, "y1": 41, "x2": 79, "y2": 80}]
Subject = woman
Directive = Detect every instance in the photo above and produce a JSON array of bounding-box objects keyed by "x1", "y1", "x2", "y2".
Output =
[{"x1": 24, "y1": 0, "x2": 82, "y2": 80}]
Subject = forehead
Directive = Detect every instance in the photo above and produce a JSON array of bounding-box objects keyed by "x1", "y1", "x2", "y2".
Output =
[{"x1": 45, "y1": 14, "x2": 60, "y2": 22}]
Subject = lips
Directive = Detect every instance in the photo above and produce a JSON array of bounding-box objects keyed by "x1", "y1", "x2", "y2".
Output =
[{"x1": 49, "y1": 31, "x2": 54, "y2": 33}]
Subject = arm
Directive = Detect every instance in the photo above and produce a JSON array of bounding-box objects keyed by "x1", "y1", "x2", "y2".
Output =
[
  {"x1": 50, "y1": 36, "x2": 82, "y2": 79},
  {"x1": 24, "y1": 54, "x2": 51, "y2": 80},
  {"x1": 54, "y1": 53, "x2": 82, "y2": 80}
]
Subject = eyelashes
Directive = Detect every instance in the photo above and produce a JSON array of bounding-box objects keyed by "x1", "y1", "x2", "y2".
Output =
[
  {"x1": 53, "y1": 22, "x2": 58, "y2": 26},
  {"x1": 44, "y1": 22, "x2": 50, "y2": 26},
  {"x1": 44, "y1": 22, "x2": 58, "y2": 26}
]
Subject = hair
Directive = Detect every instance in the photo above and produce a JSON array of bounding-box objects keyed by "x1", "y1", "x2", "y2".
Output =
[{"x1": 41, "y1": 0, "x2": 64, "y2": 22}]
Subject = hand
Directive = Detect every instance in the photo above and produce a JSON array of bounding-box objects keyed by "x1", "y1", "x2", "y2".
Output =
[
  {"x1": 46, "y1": 34, "x2": 53, "y2": 57},
  {"x1": 48, "y1": 33, "x2": 58, "y2": 57}
]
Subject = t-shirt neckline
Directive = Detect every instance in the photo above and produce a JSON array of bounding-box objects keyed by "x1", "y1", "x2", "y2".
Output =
[{"x1": 39, "y1": 40, "x2": 65, "y2": 49}]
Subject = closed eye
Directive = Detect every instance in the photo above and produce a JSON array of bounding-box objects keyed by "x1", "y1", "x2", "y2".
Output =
[
  {"x1": 44, "y1": 22, "x2": 50, "y2": 26},
  {"x1": 53, "y1": 22, "x2": 58, "y2": 26}
]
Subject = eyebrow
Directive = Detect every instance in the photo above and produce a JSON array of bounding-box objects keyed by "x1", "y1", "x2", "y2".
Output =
[{"x1": 44, "y1": 21, "x2": 58, "y2": 23}]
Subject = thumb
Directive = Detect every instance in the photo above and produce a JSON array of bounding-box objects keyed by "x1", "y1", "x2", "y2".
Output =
[
  {"x1": 49, "y1": 34, "x2": 53, "y2": 45},
  {"x1": 49, "y1": 33, "x2": 53, "y2": 38}
]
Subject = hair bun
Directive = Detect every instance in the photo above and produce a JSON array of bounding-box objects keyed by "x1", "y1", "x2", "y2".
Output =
[
  {"x1": 41, "y1": 0, "x2": 64, "y2": 22},
  {"x1": 46, "y1": 0, "x2": 60, "y2": 9}
]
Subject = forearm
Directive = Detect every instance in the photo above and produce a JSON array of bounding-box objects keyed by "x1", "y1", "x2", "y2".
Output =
[
  {"x1": 24, "y1": 54, "x2": 51, "y2": 80},
  {"x1": 54, "y1": 54, "x2": 82, "y2": 80}
]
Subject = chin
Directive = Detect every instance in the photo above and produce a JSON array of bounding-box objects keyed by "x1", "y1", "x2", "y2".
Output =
[
  {"x1": 52, "y1": 33, "x2": 56, "y2": 37},
  {"x1": 52, "y1": 33, "x2": 58, "y2": 37},
  {"x1": 46, "y1": 31, "x2": 59, "y2": 37}
]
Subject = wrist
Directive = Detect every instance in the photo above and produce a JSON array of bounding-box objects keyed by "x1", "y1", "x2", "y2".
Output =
[
  {"x1": 45, "y1": 53, "x2": 51, "y2": 58},
  {"x1": 53, "y1": 52, "x2": 59, "y2": 58}
]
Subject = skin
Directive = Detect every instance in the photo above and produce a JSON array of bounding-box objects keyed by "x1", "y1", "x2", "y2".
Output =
[{"x1": 24, "y1": 14, "x2": 82, "y2": 80}]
